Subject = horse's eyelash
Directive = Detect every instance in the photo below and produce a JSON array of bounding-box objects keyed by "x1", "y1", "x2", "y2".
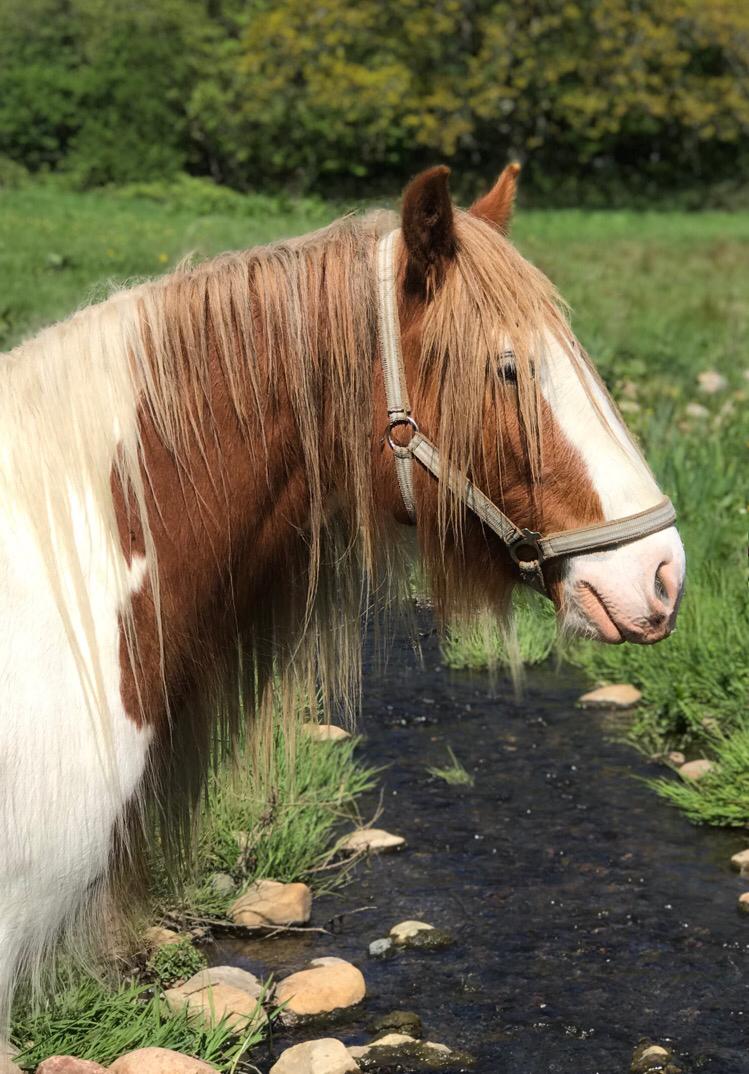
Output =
[{"x1": 498, "y1": 349, "x2": 518, "y2": 382}]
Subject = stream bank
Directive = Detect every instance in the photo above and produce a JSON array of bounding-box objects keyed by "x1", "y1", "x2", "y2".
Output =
[{"x1": 212, "y1": 627, "x2": 749, "y2": 1074}]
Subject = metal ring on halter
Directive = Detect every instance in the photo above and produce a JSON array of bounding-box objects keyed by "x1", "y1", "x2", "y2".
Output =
[
  {"x1": 386, "y1": 415, "x2": 419, "y2": 452},
  {"x1": 507, "y1": 528, "x2": 545, "y2": 570}
]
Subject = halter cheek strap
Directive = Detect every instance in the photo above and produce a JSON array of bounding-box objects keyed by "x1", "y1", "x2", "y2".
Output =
[{"x1": 376, "y1": 229, "x2": 677, "y2": 597}]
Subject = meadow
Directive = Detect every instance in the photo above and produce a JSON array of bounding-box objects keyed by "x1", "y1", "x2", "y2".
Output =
[{"x1": 1, "y1": 178, "x2": 746, "y2": 827}]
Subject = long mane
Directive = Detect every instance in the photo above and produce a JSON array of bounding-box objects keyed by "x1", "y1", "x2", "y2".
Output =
[{"x1": 0, "y1": 207, "x2": 572, "y2": 857}]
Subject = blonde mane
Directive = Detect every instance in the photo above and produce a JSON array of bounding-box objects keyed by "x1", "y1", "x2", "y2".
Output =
[{"x1": 0, "y1": 207, "x2": 572, "y2": 807}]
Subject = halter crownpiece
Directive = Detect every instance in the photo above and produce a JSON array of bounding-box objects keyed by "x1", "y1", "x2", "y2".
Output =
[{"x1": 376, "y1": 229, "x2": 677, "y2": 597}]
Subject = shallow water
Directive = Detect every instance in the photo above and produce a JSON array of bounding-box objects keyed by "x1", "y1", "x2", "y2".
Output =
[{"x1": 212, "y1": 627, "x2": 749, "y2": 1073}]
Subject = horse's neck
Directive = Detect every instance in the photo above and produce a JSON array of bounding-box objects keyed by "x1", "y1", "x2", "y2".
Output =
[{"x1": 118, "y1": 341, "x2": 315, "y2": 728}]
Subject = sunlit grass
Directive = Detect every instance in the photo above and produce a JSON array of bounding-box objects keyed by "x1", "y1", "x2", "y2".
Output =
[{"x1": 427, "y1": 746, "x2": 475, "y2": 788}]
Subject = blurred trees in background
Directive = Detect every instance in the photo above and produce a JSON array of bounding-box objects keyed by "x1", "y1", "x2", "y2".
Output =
[{"x1": 1, "y1": 0, "x2": 748, "y2": 201}]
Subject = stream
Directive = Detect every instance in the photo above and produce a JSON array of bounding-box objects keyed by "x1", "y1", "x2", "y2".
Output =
[{"x1": 212, "y1": 626, "x2": 749, "y2": 1073}]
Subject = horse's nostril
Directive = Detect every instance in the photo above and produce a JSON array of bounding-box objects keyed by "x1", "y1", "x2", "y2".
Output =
[{"x1": 655, "y1": 560, "x2": 681, "y2": 610}]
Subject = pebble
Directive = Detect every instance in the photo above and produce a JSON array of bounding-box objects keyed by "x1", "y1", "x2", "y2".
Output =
[
  {"x1": 697, "y1": 370, "x2": 727, "y2": 394},
  {"x1": 349, "y1": 1035, "x2": 471, "y2": 1071},
  {"x1": 730, "y1": 849, "x2": 749, "y2": 874},
  {"x1": 389, "y1": 920, "x2": 433, "y2": 943},
  {"x1": 230, "y1": 878, "x2": 312, "y2": 927},
  {"x1": 164, "y1": 966, "x2": 264, "y2": 1032},
  {"x1": 302, "y1": 724, "x2": 351, "y2": 742},
  {"x1": 142, "y1": 926, "x2": 182, "y2": 950},
  {"x1": 578, "y1": 684, "x2": 642, "y2": 709},
  {"x1": 368, "y1": 938, "x2": 393, "y2": 958},
  {"x1": 275, "y1": 957, "x2": 366, "y2": 1021},
  {"x1": 666, "y1": 751, "x2": 685, "y2": 767},
  {"x1": 208, "y1": 872, "x2": 236, "y2": 895},
  {"x1": 679, "y1": 759, "x2": 714, "y2": 781},
  {"x1": 388, "y1": 920, "x2": 453, "y2": 950},
  {"x1": 270, "y1": 1039, "x2": 358, "y2": 1074},
  {"x1": 35, "y1": 1061, "x2": 106, "y2": 1074},
  {"x1": 339, "y1": 828, "x2": 405, "y2": 854},
  {"x1": 630, "y1": 1040, "x2": 677, "y2": 1073},
  {"x1": 738, "y1": 892, "x2": 749, "y2": 915},
  {"x1": 372, "y1": 1010, "x2": 423, "y2": 1039},
  {"x1": 109, "y1": 1049, "x2": 218, "y2": 1073}
]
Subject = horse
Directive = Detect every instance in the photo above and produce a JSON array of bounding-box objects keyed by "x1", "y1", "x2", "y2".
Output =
[{"x1": 0, "y1": 164, "x2": 685, "y2": 1045}]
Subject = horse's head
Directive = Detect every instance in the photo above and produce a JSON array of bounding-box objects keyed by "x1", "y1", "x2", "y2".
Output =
[{"x1": 380, "y1": 165, "x2": 685, "y2": 644}]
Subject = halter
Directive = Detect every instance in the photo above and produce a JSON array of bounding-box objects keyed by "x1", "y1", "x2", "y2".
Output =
[{"x1": 376, "y1": 229, "x2": 677, "y2": 596}]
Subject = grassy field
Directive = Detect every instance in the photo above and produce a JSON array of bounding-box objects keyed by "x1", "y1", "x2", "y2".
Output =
[{"x1": 1, "y1": 178, "x2": 747, "y2": 835}]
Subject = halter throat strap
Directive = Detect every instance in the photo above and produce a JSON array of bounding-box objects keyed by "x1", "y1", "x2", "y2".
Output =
[{"x1": 375, "y1": 229, "x2": 676, "y2": 596}]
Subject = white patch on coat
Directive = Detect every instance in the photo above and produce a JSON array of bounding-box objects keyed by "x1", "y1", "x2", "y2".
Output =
[
  {"x1": 0, "y1": 489, "x2": 151, "y2": 1021},
  {"x1": 538, "y1": 334, "x2": 685, "y2": 637}
]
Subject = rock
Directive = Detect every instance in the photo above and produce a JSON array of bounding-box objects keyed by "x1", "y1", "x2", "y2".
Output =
[
  {"x1": 270, "y1": 1039, "x2": 359, "y2": 1074},
  {"x1": 389, "y1": 920, "x2": 433, "y2": 943},
  {"x1": 36, "y1": 1061, "x2": 107, "y2": 1074},
  {"x1": 143, "y1": 926, "x2": 182, "y2": 950},
  {"x1": 666, "y1": 751, "x2": 685, "y2": 767},
  {"x1": 684, "y1": 402, "x2": 709, "y2": 419},
  {"x1": 0, "y1": 1062, "x2": 21, "y2": 1074},
  {"x1": 630, "y1": 1040, "x2": 678, "y2": 1073},
  {"x1": 164, "y1": 971, "x2": 264, "y2": 1032},
  {"x1": 230, "y1": 879, "x2": 312, "y2": 927},
  {"x1": 339, "y1": 829, "x2": 405, "y2": 854},
  {"x1": 730, "y1": 849, "x2": 749, "y2": 874},
  {"x1": 209, "y1": 872, "x2": 236, "y2": 895},
  {"x1": 302, "y1": 724, "x2": 351, "y2": 742},
  {"x1": 275, "y1": 957, "x2": 366, "y2": 1020},
  {"x1": 738, "y1": 892, "x2": 749, "y2": 915},
  {"x1": 349, "y1": 1036, "x2": 473, "y2": 1071},
  {"x1": 388, "y1": 921, "x2": 452, "y2": 950},
  {"x1": 578, "y1": 684, "x2": 642, "y2": 709},
  {"x1": 679, "y1": 759, "x2": 714, "y2": 781},
  {"x1": 373, "y1": 1010, "x2": 423, "y2": 1038},
  {"x1": 697, "y1": 370, "x2": 727, "y2": 394},
  {"x1": 109, "y1": 1049, "x2": 218, "y2": 1073},
  {"x1": 176, "y1": 965, "x2": 263, "y2": 998},
  {"x1": 368, "y1": 938, "x2": 393, "y2": 958}
]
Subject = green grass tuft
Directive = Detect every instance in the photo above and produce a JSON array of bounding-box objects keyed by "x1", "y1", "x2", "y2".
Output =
[
  {"x1": 147, "y1": 939, "x2": 207, "y2": 987},
  {"x1": 427, "y1": 747, "x2": 475, "y2": 787},
  {"x1": 11, "y1": 976, "x2": 271, "y2": 1072}
]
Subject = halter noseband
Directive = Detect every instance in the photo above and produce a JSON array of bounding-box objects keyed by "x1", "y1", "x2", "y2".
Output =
[{"x1": 376, "y1": 229, "x2": 677, "y2": 597}]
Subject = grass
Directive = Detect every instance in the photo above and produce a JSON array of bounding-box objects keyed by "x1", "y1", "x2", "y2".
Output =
[
  {"x1": 427, "y1": 747, "x2": 475, "y2": 787},
  {"x1": 11, "y1": 976, "x2": 272, "y2": 1072},
  {"x1": 0, "y1": 180, "x2": 746, "y2": 817},
  {"x1": 161, "y1": 726, "x2": 377, "y2": 920}
]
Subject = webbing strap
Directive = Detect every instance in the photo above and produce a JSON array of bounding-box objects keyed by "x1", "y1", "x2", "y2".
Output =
[{"x1": 376, "y1": 230, "x2": 416, "y2": 518}]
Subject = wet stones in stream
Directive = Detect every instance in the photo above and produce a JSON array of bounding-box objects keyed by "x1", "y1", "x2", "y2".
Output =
[
  {"x1": 630, "y1": 1041, "x2": 682, "y2": 1074},
  {"x1": 164, "y1": 966, "x2": 265, "y2": 1031},
  {"x1": 230, "y1": 879, "x2": 312, "y2": 927},
  {"x1": 269, "y1": 1039, "x2": 358, "y2": 1074},
  {"x1": 339, "y1": 829, "x2": 406, "y2": 854},
  {"x1": 275, "y1": 957, "x2": 367, "y2": 1024},
  {"x1": 349, "y1": 1034, "x2": 474, "y2": 1072}
]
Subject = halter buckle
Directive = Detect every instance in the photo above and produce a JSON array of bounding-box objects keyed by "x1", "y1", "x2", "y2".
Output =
[
  {"x1": 386, "y1": 415, "x2": 419, "y2": 452},
  {"x1": 507, "y1": 529, "x2": 545, "y2": 570}
]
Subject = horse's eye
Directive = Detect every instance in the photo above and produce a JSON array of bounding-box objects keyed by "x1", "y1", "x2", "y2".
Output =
[{"x1": 498, "y1": 349, "x2": 517, "y2": 384}]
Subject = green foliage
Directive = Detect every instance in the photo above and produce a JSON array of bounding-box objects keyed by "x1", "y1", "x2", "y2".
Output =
[
  {"x1": 1, "y1": 0, "x2": 748, "y2": 198},
  {"x1": 166, "y1": 726, "x2": 377, "y2": 918},
  {"x1": 11, "y1": 976, "x2": 269, "y2": 1071},
  {"x1": 147, "y1": 939, "x2": 207, "y2": 987},
  {"x1": 427, "y1": 747, "x2": 475, "y2": 787},
  {"x1": 648, "y1": 728, "x2": 749, "y2": 827},
  {"x1": 442, "y1": 590, "x2": 557, "y2": 670}
]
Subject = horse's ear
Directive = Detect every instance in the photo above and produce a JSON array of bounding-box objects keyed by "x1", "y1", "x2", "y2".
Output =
[
  {"x1": 469, "y1": 162, "x2": 521, "y2": 234},
  {"x1": 401, "y1": 165, "x2": 457, "y2": 295}
]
